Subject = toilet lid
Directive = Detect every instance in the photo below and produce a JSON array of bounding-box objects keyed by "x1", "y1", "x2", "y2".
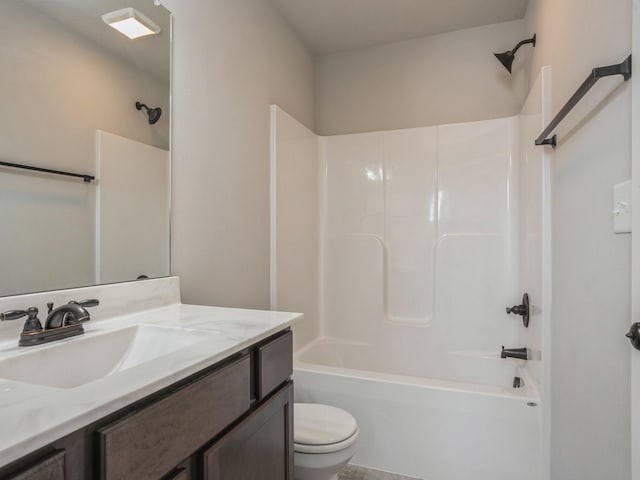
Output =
[{"x1": 294, "y1": 403, "x2": 358, "y2": 445}]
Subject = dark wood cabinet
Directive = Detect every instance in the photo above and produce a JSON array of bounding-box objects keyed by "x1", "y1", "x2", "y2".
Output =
[
  {"x1": 0, "y1": 329, "x2": 293, "y2": 480},
  {"x1": 3, "y1": 450, "x2": 65, "y2": 480},
  {"x1": 256, "y1": 330, "x2": 292, "y2": 400},
  {"x1": 202, "y1": 382, "x2": 294, "y2": 480},
  {"x1": 164, "y1": 468, "x2": 189, "y2": 480},
  {"x1": 97, "y1": 355, "x2": 251, "y2": 480}
]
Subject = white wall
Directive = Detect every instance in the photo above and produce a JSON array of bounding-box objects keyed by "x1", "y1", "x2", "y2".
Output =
[
  {"x1": 524, "y1": 1, "x2": 632, "y2": 479},
  {"x1": 163, "y1": 0, "x2": 315, "y2": 309},
  {"x1": 270, "y1": 106, "x2": 320, "y2": 350},
  {"x1": 315, "y1": 20, "x2": 526, "y2": 135}
]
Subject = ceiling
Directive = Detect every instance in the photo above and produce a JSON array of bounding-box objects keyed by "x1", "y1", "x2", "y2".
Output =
[
  {"x1": 270, "y1": 0, "x2": 529, "y2": 55},
  {"x1": 23, "y1": 0, "x2": 170, "y2": 82}
]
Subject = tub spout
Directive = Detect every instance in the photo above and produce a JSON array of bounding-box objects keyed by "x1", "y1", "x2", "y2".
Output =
[{"x1": 501, "y1": 346, "x2": 528, "y2": 360}]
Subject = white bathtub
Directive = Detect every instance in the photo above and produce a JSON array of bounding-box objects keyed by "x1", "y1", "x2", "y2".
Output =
[{"x1": 294, "y1": 339, "x2": 542, "y2": 480}]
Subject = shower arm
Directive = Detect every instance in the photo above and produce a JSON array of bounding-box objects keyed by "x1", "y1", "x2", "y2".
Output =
[{"x1": 510, "y1": 37, "x2": 535, "y2": 55}]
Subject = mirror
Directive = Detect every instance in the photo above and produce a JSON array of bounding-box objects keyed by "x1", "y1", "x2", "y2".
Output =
[{"x1": 0, "y1": 0, "x2": 171, "y2": 297}]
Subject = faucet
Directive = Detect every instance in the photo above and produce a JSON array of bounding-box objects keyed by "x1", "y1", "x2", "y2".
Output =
[
  {"x1": 45, "y1": 299, "x2": 98, "y2": 329},
  {"x1": 1, "y1": 299, "x2": 99, "y2": 347},
  {"x1": 501, "y1": 346, "x2": 528, "y2": 360}
]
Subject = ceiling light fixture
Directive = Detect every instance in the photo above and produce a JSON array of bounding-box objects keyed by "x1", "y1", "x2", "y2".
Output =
[{"x1": 102, "y1": 7, "x2": 160, "y2": 40}]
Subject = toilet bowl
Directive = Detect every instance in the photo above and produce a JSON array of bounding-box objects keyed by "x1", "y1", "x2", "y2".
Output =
[{"x1": 294, "y1": 403, "x2": 359, "y2": 480}]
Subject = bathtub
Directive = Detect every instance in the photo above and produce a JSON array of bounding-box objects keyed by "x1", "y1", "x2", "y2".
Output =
[{"x1": 294, "y1": 338, "x2": 541, "y2": 480}]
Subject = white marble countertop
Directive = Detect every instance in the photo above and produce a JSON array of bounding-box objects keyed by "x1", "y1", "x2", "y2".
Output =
[{"x1": 0, "y1": 302, "x2": 302, "y2": 467}]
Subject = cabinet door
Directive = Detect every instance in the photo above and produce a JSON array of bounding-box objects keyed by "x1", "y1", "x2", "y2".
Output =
[
  {"x1": 203, "y1": 381, "x2": 294, "y2": 480},
  {"x1": 5, "y1": 451, "x2": 65, "y2": 480},
  {"x1": 97, "y1": 355, "x2": 251, "y2": 480}
]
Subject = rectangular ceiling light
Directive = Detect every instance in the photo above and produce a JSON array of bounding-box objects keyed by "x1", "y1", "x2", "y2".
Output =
[{"x1": 102, "y1": 7, "x2": 160, "y2": 40}]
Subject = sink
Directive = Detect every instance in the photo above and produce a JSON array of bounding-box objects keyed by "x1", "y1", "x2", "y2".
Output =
[{"x1": 0, "y1": 325, "x2": 216, "y2": 389}]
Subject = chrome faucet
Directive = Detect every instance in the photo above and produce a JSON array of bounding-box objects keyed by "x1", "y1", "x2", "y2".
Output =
[{"x1": 1, "y1": 299, "x2": 99, "y2": 347}]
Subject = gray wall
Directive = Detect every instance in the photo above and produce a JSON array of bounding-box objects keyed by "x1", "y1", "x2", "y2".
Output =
[
  {"x1": 164, "y1": 0, "x2": 315, "y2": 309},
  {"x1": 524, "y1": 1, "x2": 632, "y2": 479},
  {"x1": 315, "y1": 20, "x2": 526, "y2": 135}
]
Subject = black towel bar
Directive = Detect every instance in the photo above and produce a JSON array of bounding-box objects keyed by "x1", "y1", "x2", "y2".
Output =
[
  {"x1": 535, "y1": 55, "x2": 632, "y2": 148},
  {"x1": 0, "y1": 161, "x2": 95, "y2": 183}
]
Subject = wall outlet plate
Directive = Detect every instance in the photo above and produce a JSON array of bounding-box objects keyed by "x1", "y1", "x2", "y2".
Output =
[{"x1": 613, "y1": 180, "x2": 632, "y2": 234}]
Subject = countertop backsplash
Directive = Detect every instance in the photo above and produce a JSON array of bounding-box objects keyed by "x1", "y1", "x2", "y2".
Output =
[{"x1": 0, "y1": 276, "x2": 181, "y2": 344}]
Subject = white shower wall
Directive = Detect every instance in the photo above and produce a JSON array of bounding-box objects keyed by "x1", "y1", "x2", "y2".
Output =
[
  {"x1": 322, "y1": 118, "x2": 521, "y2": 365},
  {"x1": 270, "y1": 102, "x2": 550, "y2": 389},
  {"x1": 323, "y1": 128, "x2": 437, "y2": 327},
  {"x1": 270, "y1": 106, "x2": 320, "y2": 350},
  {"x1": 517, "y1": 66, "x2": 552, "y2": 479}
]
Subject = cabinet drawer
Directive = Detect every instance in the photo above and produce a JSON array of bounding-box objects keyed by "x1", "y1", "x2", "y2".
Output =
[
  {"x1": 257, "y1": 331, "x2": 292, "y2": 399},
  {"x1": 6, "y1": 450, "x2": 65, "y2": 480},
  {"x1": 97, "y1": 355, "x2": 251, "y2": 480}
]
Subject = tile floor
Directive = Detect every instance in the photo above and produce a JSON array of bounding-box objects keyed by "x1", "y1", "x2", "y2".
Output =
[{"x1": 338, "y1": 464, "x2": 422, "y2": 480}]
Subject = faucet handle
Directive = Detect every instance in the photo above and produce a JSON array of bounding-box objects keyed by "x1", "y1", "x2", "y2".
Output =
[
  {"x1": 0, "y1": 309, "x2": 30, "y2": 321},
  {"x1": 0, "y1": 307, "x2": 43, "y2": 333},
  {"x1": 71, "y1": 299, "x2": 100, "y2": 308},
  {"x1": 505, "y1": 293, "x2": 530, "y2": 328}
]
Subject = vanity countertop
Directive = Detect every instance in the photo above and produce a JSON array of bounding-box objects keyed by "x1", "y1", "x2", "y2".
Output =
[{"x1": 0, "y1": 303, "x2": 302, "y2": 467}]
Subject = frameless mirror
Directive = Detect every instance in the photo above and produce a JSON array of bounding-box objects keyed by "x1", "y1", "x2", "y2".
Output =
[{"x1": 0, "y1": 0, "x2": 171, "y2": 297}]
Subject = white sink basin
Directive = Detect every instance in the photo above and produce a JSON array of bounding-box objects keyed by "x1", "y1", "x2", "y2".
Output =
[{"x1": 0, "y1": 325, "x2": 215, "y2": 389}]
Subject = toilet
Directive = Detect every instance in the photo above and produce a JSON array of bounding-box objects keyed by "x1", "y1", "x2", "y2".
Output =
[{"x1": 294, "y1": 403, "x2": 359, "y2": 480}]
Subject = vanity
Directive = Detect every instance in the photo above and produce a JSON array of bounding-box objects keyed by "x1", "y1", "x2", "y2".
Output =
[{"x1": 0, "y1": 277, "x2": 301, "y2": 479}]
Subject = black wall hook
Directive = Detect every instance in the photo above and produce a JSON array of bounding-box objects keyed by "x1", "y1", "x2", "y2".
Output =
[{"x1": 506, "y1": 293, "x2": 530, "y2": 328}]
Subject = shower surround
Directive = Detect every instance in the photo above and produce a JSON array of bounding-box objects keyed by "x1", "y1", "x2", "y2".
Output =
[
  {"x1": 320, "y1": 118, "x2": 520, "y2": 364},
  {"x1": 271, "y1": 69, "x2": 549, "y2": 479}
]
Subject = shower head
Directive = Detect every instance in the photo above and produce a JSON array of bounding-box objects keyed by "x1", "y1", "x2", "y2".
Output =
[
  {"x1": 135, "y1": 101, "x2": 162, "y2": 125},
  {"x1": 494, "y1": 34, "x2": 536, "y2": 73},
  {"x1": 494, "y1": 51, "x2": 516, "y2": 73}
]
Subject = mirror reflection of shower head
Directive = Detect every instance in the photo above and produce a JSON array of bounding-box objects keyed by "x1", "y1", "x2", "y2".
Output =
[
  {"x1": 494, "y1": 34, "x2": 536, "y2": 73},
  {"x1": 135, "y1": 101, "x2": 162, "y2": 125}
]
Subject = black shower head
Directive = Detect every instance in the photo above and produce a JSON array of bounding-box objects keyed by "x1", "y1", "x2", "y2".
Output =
[
  {"x1": 494, "y1": 34, "x2": 536, "y2": 73},
  {"x1": 135, "y1": 101, "x2": 162, "y2": 125},
  {"x1": 494, "y1": 51, "x2": 515, "y2": 73}
]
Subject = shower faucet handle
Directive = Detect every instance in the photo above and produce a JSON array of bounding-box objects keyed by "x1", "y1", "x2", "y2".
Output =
[
  {"x1": 506, "y1": 305, "x2": 527, "y2": 315},
  {"x1": 506, "y1": 293, "x2": 530, "y2": 328}
]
